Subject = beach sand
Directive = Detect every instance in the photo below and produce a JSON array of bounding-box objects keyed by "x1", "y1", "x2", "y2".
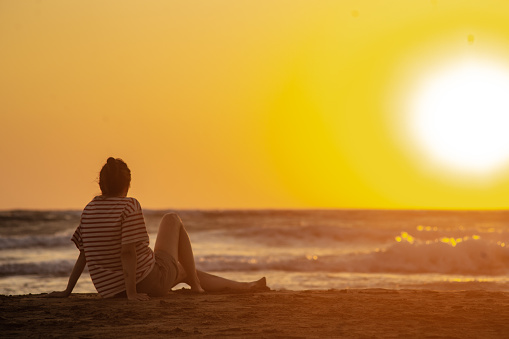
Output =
[{"x1": 2, "y1": 289, "x2": 509, "y2": 338}]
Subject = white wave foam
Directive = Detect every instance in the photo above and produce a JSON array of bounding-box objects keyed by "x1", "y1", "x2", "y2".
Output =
[{"x1": 196, "y1": 238, "x2": 509, "y2": 276}]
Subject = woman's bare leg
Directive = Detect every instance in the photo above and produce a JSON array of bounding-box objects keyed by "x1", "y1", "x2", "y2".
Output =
[
  {"x1": 157, "y1": 213, "x2": 268, "y2": 292},
  {"x1": 154, "y1": 213, "x2": 204, "y2": 292},
  {"x1": 173, "y1": 262, "x2": 267, "y2": 292},
  {"x1": 196, "y1": 271, "x2": 267, "y2": 292}
]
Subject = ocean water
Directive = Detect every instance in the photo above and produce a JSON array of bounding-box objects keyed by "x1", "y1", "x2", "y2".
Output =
[{"x1": 1, "y1": 209, "x2": 509, "y2": 295}]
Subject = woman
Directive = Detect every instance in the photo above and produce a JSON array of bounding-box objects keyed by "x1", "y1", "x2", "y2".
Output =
[{"x1": 49, "y1": 157, "x2": 267, "y2": 300}]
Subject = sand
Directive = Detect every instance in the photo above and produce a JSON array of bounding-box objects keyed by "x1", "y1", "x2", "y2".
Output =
[{"x1": 2, "y1": 289, "x2": 509, "y2": 338}]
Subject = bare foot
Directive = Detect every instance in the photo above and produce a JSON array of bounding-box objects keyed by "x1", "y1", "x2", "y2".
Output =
[
  {"x1": 248, "y1": 277, "x2": 269, "y2": 291},
  {"x1": 188, "y1": 276, "x2": 205, "y2": 293},
  {"x1": 190, "y1": 285, "x2": 205, "y2": 293}
]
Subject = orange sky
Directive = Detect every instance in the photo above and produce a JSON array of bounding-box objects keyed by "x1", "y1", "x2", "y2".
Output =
[{"x1": 3, "y1": 1, "x2": 509, "y2": 210}]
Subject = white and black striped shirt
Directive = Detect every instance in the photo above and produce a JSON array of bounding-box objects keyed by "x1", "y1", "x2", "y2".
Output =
[{"x1": 72, "y1": 196, "x2": 155, "y2": 298}]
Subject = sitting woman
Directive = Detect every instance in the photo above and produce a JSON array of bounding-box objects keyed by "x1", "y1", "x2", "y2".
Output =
[{"x1": 49, "y1": 157, "x2": 267, "y2": 300}]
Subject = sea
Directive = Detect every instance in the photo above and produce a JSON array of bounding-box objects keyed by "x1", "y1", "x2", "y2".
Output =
[{"x1": 1, "y1": 209, "x2": 509, "y2": 295}]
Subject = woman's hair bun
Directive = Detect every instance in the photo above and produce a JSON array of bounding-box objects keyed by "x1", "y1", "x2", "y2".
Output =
[
  {"x1": 107, "y1": 157, "x2": 116, "y2": 166},
  {"x1": 99, "y1": 157, "x2": 131, "y2": 196}
]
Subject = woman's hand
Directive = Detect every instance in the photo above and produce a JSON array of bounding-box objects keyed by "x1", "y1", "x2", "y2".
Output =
[
  {"x1": 47, "y1": 251, "x2": 85, "y2": 299},
  {"x1": 126, "y1": 292, "x2": 150, "y2": 301},
  {"x1": 46, "y1": 290, "x2": 70, "y2": 298}
]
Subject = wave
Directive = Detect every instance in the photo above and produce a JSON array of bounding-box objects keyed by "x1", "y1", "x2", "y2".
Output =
[
  {"x1": 0, "y1": 260, "x2": 76, "y2": 277},
  {"x1": 223, "y1": 226, "x2": 398, "y2": 246},
  {"x1": 0, "y1": 210, "x2": 80, "y2": 237},
  {"x1": 3, "y1": 224, "x2": 508, "y2": 251},
  {"x1": 0, "y1": 235, "x2": 73, "y2": 250},
  {"x1": 216, "y1": 225, "x2": 509, "y2": 248},
  {"x1": 196, "y1": 238, "x2": 509, "y2": 276},
  {"x1": 2, "y1": 238, "x2": 508, "y2": 277},
  {"x1": 0, "y1": 226, "x2": 396, "y2": 250}
]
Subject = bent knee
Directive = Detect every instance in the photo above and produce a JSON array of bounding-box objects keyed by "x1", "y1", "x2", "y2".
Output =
[{"x1": 160, "y1": 212, "x2": 183, "y2": 227}]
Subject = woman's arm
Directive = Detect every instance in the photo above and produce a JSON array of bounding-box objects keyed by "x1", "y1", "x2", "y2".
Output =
[
  {"x1": 121, "y1": 243, "x2": 149, "y2": 301},
  {"x1": 47, "y1": 250, "x2": 86, "y2": 297}
]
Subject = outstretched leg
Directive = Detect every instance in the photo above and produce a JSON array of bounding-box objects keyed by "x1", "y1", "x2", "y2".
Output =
[
  {"x1": 154, "y1": 213, "x2": 204, "y2": 292},
  {"x1": 196, "y1": 271, "x2": 267, "y2": 292},
  {"x1": 173, "y1": 263, "x2": 267, "y2": 292}
]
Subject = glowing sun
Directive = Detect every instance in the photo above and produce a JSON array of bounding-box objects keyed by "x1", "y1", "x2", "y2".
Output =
[{"x1": 408, "y1": 58, "x2": 509, "y2": 177}]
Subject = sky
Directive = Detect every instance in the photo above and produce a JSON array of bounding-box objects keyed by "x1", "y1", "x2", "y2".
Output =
[{"x1": 3, "y1": 0, "x2": 509, "y2": 210}]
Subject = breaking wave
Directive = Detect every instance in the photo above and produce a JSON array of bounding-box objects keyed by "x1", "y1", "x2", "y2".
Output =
[{"x1": 196, "y1": 238, "x2": 509, "y2": 276}]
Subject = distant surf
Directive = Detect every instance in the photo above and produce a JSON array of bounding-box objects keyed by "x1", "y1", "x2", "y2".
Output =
[{"x1": 1, "y1": 209, "x2": 509, "y2": 294}]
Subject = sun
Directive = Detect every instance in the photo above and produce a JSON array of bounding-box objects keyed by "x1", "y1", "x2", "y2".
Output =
[{"x1": 407, "y1": 58, "x2": 509, "y2": 178}]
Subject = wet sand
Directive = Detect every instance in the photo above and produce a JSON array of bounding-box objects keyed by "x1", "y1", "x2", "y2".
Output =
[{"x1": 2, "y1": 289, "x2": 509, "y2": 338}]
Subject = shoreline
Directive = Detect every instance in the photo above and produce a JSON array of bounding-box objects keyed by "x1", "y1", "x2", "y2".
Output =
[{"x1": 2, "y1": 289, "x2": 509, "y2": 338}]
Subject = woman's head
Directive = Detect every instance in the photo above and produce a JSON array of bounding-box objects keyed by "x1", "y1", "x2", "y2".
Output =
[{"x1": 99, "y1": 157, "x2": 131, "y2": 197}]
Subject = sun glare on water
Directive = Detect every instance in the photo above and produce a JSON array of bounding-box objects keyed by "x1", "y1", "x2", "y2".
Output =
[{"x1": 408, "y1": 58, "x2": 509, "y2": 179}]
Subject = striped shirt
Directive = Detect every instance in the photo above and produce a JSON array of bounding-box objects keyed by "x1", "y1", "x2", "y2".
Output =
[{"x1": 71, "y1": 196, "x2": 155, "y2": 298}]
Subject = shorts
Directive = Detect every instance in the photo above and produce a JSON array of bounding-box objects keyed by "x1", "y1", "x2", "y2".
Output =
[{"x1": 117, "y1": 250, "x2": 179, "y2": 298}]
